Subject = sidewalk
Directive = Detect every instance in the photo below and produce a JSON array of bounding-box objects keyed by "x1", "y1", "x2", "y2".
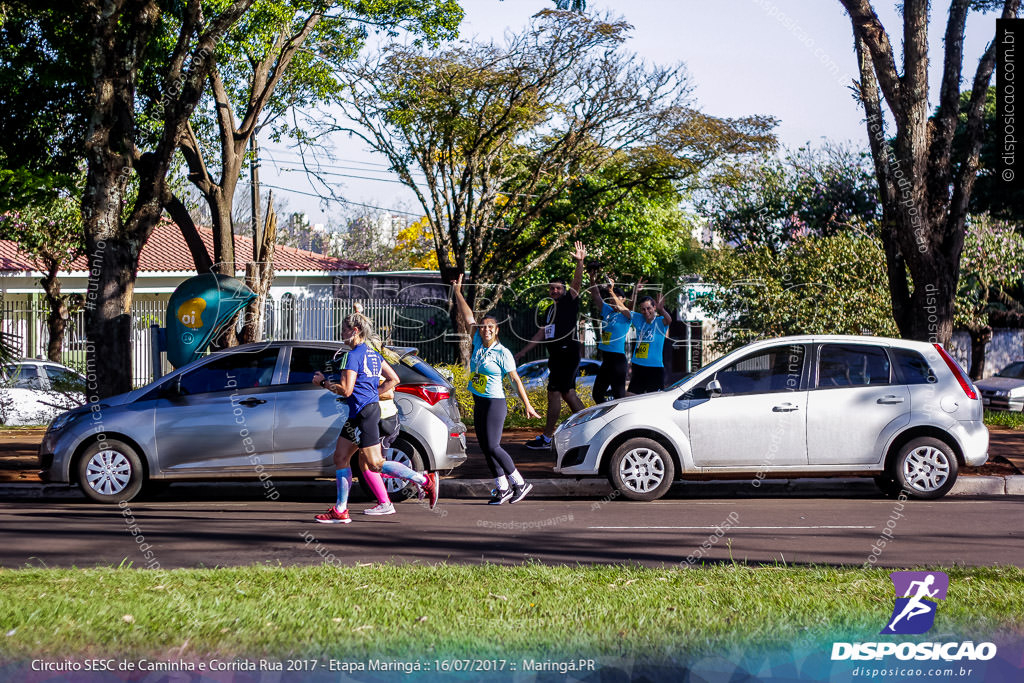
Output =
[{"x1": 2, "y1": 425, "x2": 1022, "y2": 498}]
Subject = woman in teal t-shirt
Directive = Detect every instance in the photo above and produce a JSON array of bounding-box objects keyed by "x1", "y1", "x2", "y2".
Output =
[
  {"x1": 453, "y1": 275, "x2": 541, "y2": 504},
  {"x1": 628, "y1": 293, "x2": 673, "y2": 394}
]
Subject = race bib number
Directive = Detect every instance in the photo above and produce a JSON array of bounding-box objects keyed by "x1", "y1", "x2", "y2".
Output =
[
  {"x1": 543, "y1": 324, "x2": 556, "y2": 340},
  {"x1": 636, "y1": 342, "x2": 650, "y2": 359},
  {"x1": 601, "y1": 330, "x2": 611, "y2": 345},
  {"x1": 470, "y1": 372, "x2": 488, "y2": 394}
]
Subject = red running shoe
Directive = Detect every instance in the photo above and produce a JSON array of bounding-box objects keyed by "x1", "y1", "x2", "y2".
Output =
[
  {"x1": 421, "y1": 472, "x2": 439, "y2": 510},
  {"x1": 315, "y1": 506, "x2": 351, "y2": 524}
]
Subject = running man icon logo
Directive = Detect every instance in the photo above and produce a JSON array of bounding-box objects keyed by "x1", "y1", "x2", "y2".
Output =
[{"x1": 880, "y1": 571, "x2": 949, "y2": 635}]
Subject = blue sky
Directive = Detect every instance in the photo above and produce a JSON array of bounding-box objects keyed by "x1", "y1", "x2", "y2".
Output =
[{"x1": 259, "y1": 1, "x2": 1000, "y2": 226}]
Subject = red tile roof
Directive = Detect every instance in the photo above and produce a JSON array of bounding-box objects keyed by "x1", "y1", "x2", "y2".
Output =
[{"x1": 0, "y1": 220, "x2": 365, "y2": 273}]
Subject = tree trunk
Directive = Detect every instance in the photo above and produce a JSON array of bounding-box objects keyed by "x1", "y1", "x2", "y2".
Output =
[
  {"x1": 240, "y1": 196, "x2": 276, "y2": 344},
  {"x1": 40, "y1": 262, "x2": 68, "y2": 363},
  {"x1": 208, "y1": 192, "x2": 239, "y2": 348},
  {"x1": 967, "y1": 324, "x2": 992, "y2": 380},
  {"x1": 83, "y1": 232, "x2": 139, "y2": 398}
]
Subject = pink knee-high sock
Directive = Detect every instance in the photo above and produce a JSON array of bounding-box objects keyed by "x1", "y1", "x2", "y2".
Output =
[{"x1": 362, "y1": 469, "x2": 390, "y2": 506}]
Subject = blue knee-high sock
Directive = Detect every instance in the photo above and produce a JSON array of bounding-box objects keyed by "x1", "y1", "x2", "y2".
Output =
[
  {"x1": 335, "y1": 468, "x2": 352, "y2": 511},
  {"x1": 381, "y1": 461, "x2": 426, "y2": 485}
]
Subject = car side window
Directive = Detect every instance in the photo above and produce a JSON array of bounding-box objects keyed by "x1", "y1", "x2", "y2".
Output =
[
  {"x1": 44, "y1": 366, "x2": 86, "y2": 392},
  {"x1": 178, "y1": 349, "x2": 279, "y2": 395},
  {"x1": 816, "y1": 344, "x2": 891, "y2": 388},
  {"x1": 714, "y1": 344, "x2": 805, "y2": 395},
  {"x1": 287, "y1": 348, "x2": 339, "y2": 385},
  {"x1": 891, "y1": 348, "x2": 937, "y2": 385}
]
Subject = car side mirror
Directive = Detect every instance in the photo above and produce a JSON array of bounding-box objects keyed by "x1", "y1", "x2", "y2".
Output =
[
  {"x1": 706, "y1": 379, "x2": 722, "y2": 398},
  {"x1": 162, "y1": 376, "x2": 184, "y2": 399}
]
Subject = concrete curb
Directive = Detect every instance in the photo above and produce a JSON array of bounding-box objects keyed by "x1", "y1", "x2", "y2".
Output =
[{"x1": 2, "y1": 475, "x2": 1023, "y2": 502}]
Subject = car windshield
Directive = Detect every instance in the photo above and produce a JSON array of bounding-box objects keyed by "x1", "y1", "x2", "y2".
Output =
[{"x1": 996, "y1": 361, "x2": 1024, "y2": 379}]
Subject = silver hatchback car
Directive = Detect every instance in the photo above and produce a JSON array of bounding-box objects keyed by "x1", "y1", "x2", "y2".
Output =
[
  {"x1": 39, "y1": 341, "x2": 467, "y2": 503},
  {"x1": 554, "y1": 335, "x2": 987, "y2": 501}
]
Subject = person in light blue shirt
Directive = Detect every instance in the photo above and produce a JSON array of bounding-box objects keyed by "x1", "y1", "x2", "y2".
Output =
[
  {"x1": 588, "y1": 279, "x2": 632, "y2": 403},
  {"x1": 453, "y1": 275, "x2": 541, "y2": 504},
  {"x1": 628, "y1": 293, "x2": 673, "y2": 394}
]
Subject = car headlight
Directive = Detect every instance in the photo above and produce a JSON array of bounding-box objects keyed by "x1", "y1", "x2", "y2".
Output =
[
  {"x1": 49, "y1": 410, "x2": 87, "y2": 433},
  {"x1": 560, "y1": 405, "x2": 616, "y2": 431}
]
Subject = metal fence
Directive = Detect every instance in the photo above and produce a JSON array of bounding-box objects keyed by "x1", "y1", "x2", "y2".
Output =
[
  {"x1": 0, "y1": 297, "x2": 474, "y2": 387},
  {"x1": 0, "y1": 297, "x2": 704, "y2": 387}
]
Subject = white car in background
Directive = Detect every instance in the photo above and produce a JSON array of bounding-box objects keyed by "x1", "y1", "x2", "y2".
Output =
[
  {"x1": 976, "y1": 361, "x2": 1024, "y2": 412},
  {"x1": 554, "y1": 335, "x2": 987, "y2": 501},
  {"x1": 1, "y1": 359, "x2": 86, "y2": 426}
]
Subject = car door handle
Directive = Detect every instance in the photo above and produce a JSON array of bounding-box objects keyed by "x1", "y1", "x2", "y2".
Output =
[
  {"x1": 877, "y1": 396, "x2": 905, "y2": 404},
  {"x1": 238, "y1": 397, "x2": 266, "y2": 407},
  {"x1": 772, "y1": 403, "x2": 799, "y2": 412}
]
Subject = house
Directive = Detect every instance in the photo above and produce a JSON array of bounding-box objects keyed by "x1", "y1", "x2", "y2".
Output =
[
  {"x1": 0, "y1": 219, "x2": 366, "y2": 308},
  {"x1": 0, "y1": 220, "x2": 453, "y2": 384}
]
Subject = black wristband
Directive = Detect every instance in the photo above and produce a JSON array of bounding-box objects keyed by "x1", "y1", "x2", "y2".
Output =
[{"x1": 319, "y1": 379, "x2": 327, "y2": 388}]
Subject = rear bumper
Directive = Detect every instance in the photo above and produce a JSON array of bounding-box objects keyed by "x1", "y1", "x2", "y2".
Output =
[{"x1": 957, "y1": 421, "x2": 990, "y2": 467}]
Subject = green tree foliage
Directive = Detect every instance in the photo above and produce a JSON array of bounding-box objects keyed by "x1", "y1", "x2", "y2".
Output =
[
  {"x1": 948, "y1": 86, "x2": 1024, "y2": 222},
  {"x1": 171, "y1": 0, "x2": 463, "y2": 272},
  {"x1": 513, "y1": 175, "x2": 699, "y2": 306},
  {"x1": 333, "y1": 9, "x2": 773, "y2": 362},
  {"x1": 696, "y1": 233, "x2": 898, "y2": 353},
  {"x1": 0, "y1": 4, "x2": 92, "y2": 211},
  {"x1": 697, "y1": 143, "x2": 881, "y2": 254},
  {"x1": 955, "y1": 214, "x2": 1024, "y2": 377},
  {"x1": 0, "y1": 188, "x2": 86, "y2": 362}
]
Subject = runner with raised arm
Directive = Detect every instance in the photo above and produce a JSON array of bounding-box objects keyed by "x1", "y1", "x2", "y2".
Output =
[
  {"x1": 589, "y1": 277, "x2": 632, "y2": 403},
  {"x1": 453, "y1": 275, "x2": 542, "y2": 503},
  {"x1": 515, "y1": 241, "x2": 587, "y2": 450}
]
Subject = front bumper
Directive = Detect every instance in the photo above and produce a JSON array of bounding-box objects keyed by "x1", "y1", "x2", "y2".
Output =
[{"x1": 981, "y1": 393, "x2": 1023, "y2": 412}]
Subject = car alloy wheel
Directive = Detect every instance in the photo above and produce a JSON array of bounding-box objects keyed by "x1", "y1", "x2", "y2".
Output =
[
  {"x1": 891, "y1": 436, "x2": 958, "y2": 500},
  {"x1": 608, "y1": 437, "x2": 675, "y2": 501},
  {"x1": 357, "y1": 435, "x2": 425, "y2": 502}
]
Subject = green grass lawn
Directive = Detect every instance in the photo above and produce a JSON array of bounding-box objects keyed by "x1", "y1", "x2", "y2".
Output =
[
  {"x1": 985, "y1": 409, "x2": 1024, "y2": 430},
  {"x1": 1, "y1": 564, "x2": 1021, "y2": 661}
]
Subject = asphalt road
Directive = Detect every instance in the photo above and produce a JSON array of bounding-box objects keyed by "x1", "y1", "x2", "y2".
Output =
[{"x1": 2, "y1": 495, "x2": 1022, "y2": 569}]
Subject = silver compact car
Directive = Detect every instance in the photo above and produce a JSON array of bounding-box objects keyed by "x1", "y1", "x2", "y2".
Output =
[
  {"x1": 554, "y1": 335, "x2": 987, "y2": 501},
  {"x1": 39, "y1": 341, "x2": 467, "y2": 503},
  {"x1": 976, "y1": 360, "x2": 1024, "y2": 412}
]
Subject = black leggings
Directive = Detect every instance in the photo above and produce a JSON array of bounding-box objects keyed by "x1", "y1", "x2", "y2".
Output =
[
  {"x1": 473, "y1": 395, "x2": 517, "y2": 478},
  {"x1": 593, "y1": 351, "x2": 627, "y2": 404}
]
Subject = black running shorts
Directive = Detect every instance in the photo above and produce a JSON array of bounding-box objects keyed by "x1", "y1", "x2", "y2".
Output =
[{"x1": 341, "y1": 402, "x2": 382, "y2": 447}]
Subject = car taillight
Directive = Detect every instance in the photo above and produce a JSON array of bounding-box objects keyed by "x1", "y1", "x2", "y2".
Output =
[
  {"x1": 395, "y1": 384, "x2": 451, "y2": 406},
  {"x1": 933, "y1": 344, "x2": 977, "y2": 400}
]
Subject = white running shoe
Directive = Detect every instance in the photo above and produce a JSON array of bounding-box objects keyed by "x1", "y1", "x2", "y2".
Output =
[{"x1": 363, "y1": 502, "x2": 396, "y2": 516}]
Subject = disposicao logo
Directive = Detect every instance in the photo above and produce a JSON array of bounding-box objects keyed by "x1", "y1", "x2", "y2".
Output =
[
  {"x1": 881, "y1": 570, "x2": 948, "y2": 635},
  {"x1": 831, "y1": 571, "x2": 997, "y2": 662}
]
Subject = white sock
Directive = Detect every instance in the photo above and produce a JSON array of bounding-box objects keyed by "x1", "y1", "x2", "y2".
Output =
[
  {"x1": 494, "y1": 476, "x2": 510, "y2": 491},
  {"x1": 509, "y1": 470, "x2": 525, "y2": 486}
]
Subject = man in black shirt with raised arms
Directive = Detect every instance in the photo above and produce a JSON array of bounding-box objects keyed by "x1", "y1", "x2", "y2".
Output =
[{"x1": 515, "y1": 241, "x2": 587, "y2": 450}]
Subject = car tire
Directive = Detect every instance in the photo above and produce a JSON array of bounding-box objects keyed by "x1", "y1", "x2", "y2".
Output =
[
  {"x1": 76, "y1": 438, "x2": 145, "y2": 504},
  {"x1": 873, "y1": 474, "x2": 902, "y2": 498},
  {"x1": 357, "y1": 435, "x2": 425, "y2": 503},
  {"x1": 890, "y1": 437, "x2": 959, "y2": 500},
  {"x1": 607, "y1": 437, "x2": 675, "y2": 501}
]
